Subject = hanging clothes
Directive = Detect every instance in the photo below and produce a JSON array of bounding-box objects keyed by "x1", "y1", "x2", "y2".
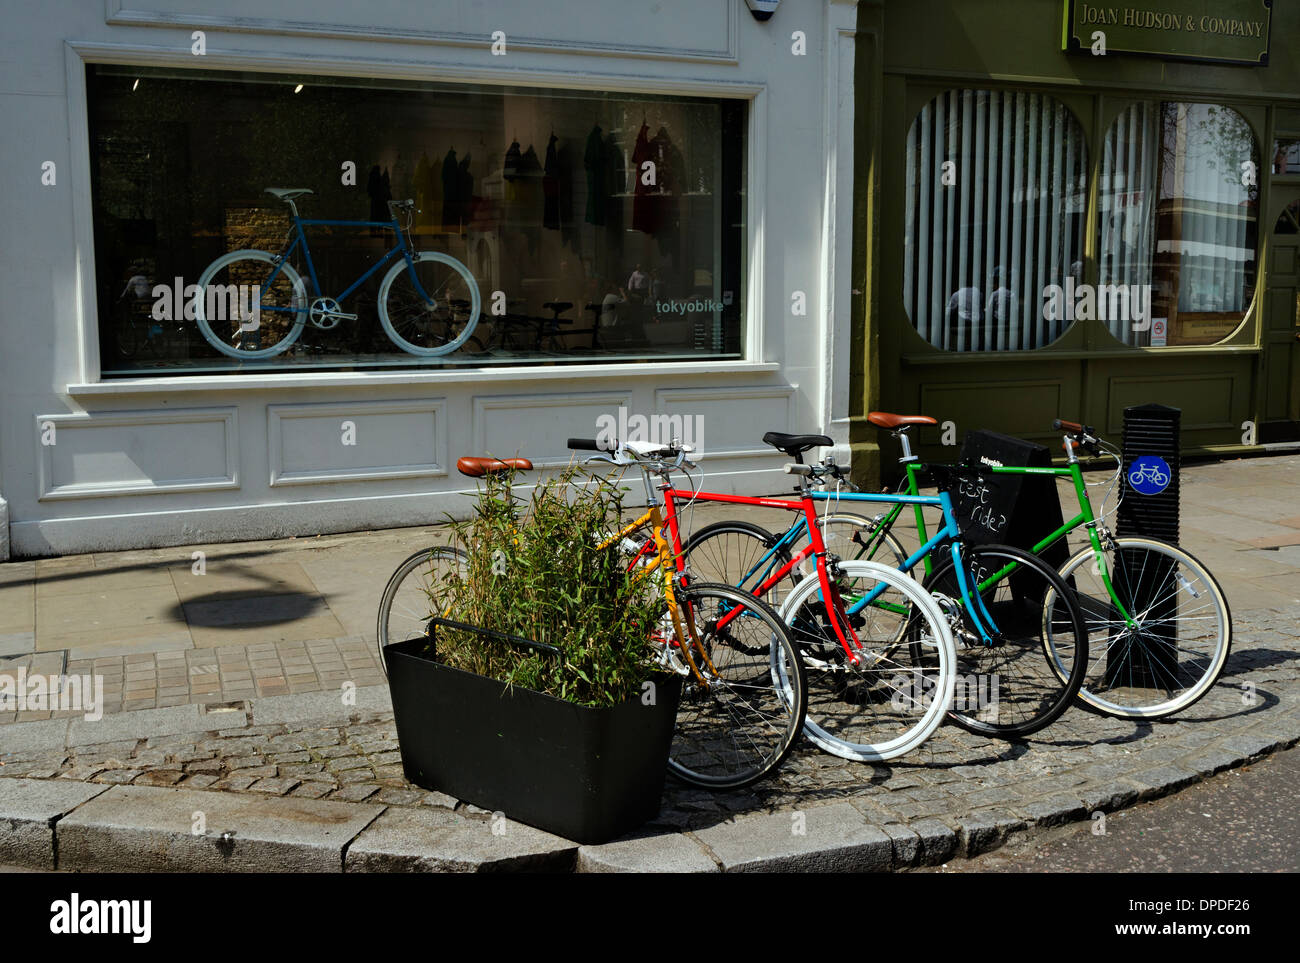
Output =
[
  {"x1": 413, "y1": 152, "x2": 436, "y2": 231},
  {"x1": 367, "y1": 164, "x2": 389, "y2": 221},
  {"x1": 649, "y1": 126, "x2": 683, "y2": 257},
  {"x1": 603, "y1": 130, "x2": 625, "y2": 238},
  {"x1": 556, "y1": 138, "x2": 580, "y2": 255},
  {"x1": 425, "y1": 151, "x2": 443, "y2": 230},
  {"x1": 517, "y1": 144, "x2": 544, "y2": 256},
  {"x1": 441, "y1": 148, "x2": 460, "y2": 232},
  {"x1": 543, "y1": 133, "x2": 561, "y2": 231},
  {"x1": 503, "y1": 139, "x2": 523, "y2": 205},
  {"x1": 458, "y1": 153, "x2": 475, "y2": 230},
  {"x1": 632, "y1": 122, "x2": 657, "y2": 235},
  {"x1": 584, "y1": 125, "x2": 606, "y2": 226}
]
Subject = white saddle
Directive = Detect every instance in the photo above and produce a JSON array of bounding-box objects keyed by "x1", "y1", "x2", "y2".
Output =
[{"x1": 265, "y1": 188, "x2": 314, "y2": 201}]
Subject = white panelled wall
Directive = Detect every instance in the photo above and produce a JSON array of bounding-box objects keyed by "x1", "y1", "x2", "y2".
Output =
[{"x1": 0, "y1": 0, "x2": 857, "y2": 558}]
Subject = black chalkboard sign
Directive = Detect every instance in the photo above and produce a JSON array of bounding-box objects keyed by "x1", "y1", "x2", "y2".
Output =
[{"x1": 955, "y1": 429, "x2": 1068, "y2": 570}]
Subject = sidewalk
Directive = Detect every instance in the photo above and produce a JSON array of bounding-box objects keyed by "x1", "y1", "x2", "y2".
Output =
[{"x1": 2, "y1": 455, "x2": 1298, "y2": 871}]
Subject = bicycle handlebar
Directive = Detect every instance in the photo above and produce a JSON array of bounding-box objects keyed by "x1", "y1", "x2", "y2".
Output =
[
  {"x1": 783, "y1": 463, "x2": 814, "y2": 476},
  {"x1": 1053, "y1": 418, "x2": 1086, "y2": 433},
  {"x1": 568, "y1": 437, "x2": 697, "y2": 471},
  {"x1": 1052, "y1": 418, "x2": 1104, "y2": 457}
]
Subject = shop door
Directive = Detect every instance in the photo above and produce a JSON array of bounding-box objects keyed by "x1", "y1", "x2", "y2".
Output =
[{"x1": 1264, "y1": 191, "x2": 1300, "y2": 440}]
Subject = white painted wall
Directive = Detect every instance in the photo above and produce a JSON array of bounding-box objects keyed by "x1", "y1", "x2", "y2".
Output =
[{"x1": 0, "y1": 0, "x2": 856, "y2": 557}]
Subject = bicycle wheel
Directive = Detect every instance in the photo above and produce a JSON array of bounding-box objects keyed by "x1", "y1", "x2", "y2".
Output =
[
  {"x1": 196, "y1": 250, "x2": 308, "y2": 359},
  {"x1": 778, "y1": 560, "x2": 956, "y2": 762},
  {"x1": 1055, "y1": 537, "x2": 1231, "y2": 718},
  {"x1": 665, "y1": 582, "x2": 807, "y2": 790},
  {"x1": 681, "y1": 520, "x2": 800, "y2": 608},
  {"x1": 924, "y1": 543, "x2": 1087, "y2": 739},
  {"x1": 378, "y1": 251, "x2": 482, "y2": 356},
  {"x1": 376, "y1": 546, "x2": 468, "y2": 674},
  {"x1": 817, "y1": 513, "x2": 909, "y2": 569}
]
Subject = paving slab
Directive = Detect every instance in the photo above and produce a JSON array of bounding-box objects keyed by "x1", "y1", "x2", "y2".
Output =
[
  {"x1": 691, "y1": 803, "x2": 894, "y2": 872},
  {"x1": 188, "y1": 614, "x2": 350, "y2": 647},
  {"x1": 0, "y1": 778, "x2": 110, "y2": 869},
  {"x1": 170, "y1": 562, "x2": 320, "y2": 605},
  {"x1": 0, "y1": 718, "x2": 70, "y2": 753},
  {"x1": 577, "y1": 832, "x2": 719, "y2": 873},
  {"x1": 64, "y1": 634, "x2": 193, "y2": 661},
  {"x1": 67, "y1": 704, "x2": 223, "y2": 748},
  {"x1": 249, "y1": 686, "x2": 392, "y2": 726},
  {"x1": 57, "y1": 785, "x2": 384, "y2": 872},
  {"x1": 907, "y1": 817, "x2": 960, "y2": 865},
  {"x1": 954, "y1": 808, "x2": 1026, "y2": 856},
  {"x1": 0, "y1": 633, "x2": 35, "y2": 657},
  {"x1": 879, "y1": 822, "x2": 922, "y2": 867},
  {"x1": 344, "y1": 806, "x2": 576, "y2": 872}
]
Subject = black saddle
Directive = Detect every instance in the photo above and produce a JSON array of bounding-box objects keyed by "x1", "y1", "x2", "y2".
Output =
[{"x1": 762, "y1": 431, "x2": 833, "y2": 461}]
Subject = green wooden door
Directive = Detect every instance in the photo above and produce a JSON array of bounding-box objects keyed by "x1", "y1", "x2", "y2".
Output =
[{"x1": 1263, "y1": 191, "x2": 1300, "y2": 439}]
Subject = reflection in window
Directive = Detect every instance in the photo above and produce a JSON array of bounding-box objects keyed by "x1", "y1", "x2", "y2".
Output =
[
  {"x1": 903, "y1": 90, "x2": 1088, "y2": 351},
  {"x1": 1099, "y1": 102, "x2": 1259, "y2": 346},
  {"x1": 1273, "y1": 139, "x2": 1300, "y2": 175},
  {"x1": 88, "y1": 64, "x2": 746, "y2": 376},
  {"x1": 1277, "y1": 200, "x2": 1300, "y2": 235}
]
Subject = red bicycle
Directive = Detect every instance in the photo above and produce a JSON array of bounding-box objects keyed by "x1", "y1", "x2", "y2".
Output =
[{"x1": 571, "y1": 434, "x2": 957, "y2": 764}]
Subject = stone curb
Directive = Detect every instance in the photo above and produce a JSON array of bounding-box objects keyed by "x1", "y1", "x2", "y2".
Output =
[
  {"x1": 2, "y1": 711, "x2": 1297, "y2": 873},
  {"x1": 0, "y1": 685, "x2": 393, "y2": 750}
]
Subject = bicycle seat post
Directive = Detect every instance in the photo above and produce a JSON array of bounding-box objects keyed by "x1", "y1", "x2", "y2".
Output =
[{"x1": 894, "y1": 426, "x2": 918, "y2": 464}]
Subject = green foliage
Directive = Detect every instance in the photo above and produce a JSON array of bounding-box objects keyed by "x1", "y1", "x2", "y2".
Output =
[{"x1": 428, "y1": 464, "x2": 662, "y2": 708}]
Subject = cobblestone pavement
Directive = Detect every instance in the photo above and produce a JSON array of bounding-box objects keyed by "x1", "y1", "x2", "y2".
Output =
[
  {"x1": 1, "y1": 606, "x2": 1293, "y2": 867},
  {"x1": 1, "y1": 455, "x2": 1298, "y2": 869},
  {"x1": 0, "y1": 638, "x2": 385, "y2": 722}
]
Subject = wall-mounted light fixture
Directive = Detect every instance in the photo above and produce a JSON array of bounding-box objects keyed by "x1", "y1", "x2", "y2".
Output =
[{"x1": 745, "y1": 0, "x2": 780, "y2": 21}]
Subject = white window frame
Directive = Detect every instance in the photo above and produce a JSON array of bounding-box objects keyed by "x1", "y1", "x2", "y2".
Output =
[{"x1": 63, "y1": 39, "x2": 777, "y2": 394}]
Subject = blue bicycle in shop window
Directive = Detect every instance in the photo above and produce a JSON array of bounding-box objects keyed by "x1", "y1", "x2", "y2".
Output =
[{"x1": 195, "y1": 188, "x2": 482, "y2": 360}]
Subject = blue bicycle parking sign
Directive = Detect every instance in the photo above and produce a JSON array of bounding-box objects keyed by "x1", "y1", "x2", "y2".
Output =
[{"x1": 1128, "y1": 455, "x2": 1172, "y2": 495}]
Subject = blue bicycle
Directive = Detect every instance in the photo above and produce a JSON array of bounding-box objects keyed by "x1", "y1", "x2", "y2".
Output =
[
  {"x1": 681, "y1": 431, "x2": 1090, "y2": 747},
  {"x1": 196, "y1": 188, "x2": 481, "y2": 359}
]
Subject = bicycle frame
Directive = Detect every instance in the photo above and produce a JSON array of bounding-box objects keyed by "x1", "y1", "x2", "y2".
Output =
[
  {"x1": 662, "y1": 483, "x2": 1004, "y2": 656},
  {"x1": 595, "y1": 499, "x2": 720, "y2": 684},
  {"x1": 893, "y1": 445, "x2": 1138, "y2": 628},
  {"x1": 257, "y1": 213, "x2": 435, "y2": 320}
]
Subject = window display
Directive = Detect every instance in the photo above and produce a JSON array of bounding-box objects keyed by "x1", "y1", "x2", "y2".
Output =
[
  {"x1": 88, "y1": 65, "x2": 747, "y2": 375},
  {"x1": 902, "y1": 90, "x2": 1089, "y2": 352},
  {"x1": 1098, "y1": 102, "x2": 1260, "y2": 347}
]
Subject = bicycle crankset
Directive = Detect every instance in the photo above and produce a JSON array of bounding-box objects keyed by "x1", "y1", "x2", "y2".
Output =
[{"x1": 309, "y1": 297, "x2": 357, "y2": 330}]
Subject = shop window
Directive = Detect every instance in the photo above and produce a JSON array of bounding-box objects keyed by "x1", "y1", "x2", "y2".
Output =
[
  {"x1": 903, "y1": 89, "x2": 1088, "y2": 351},
  {"x1": 87, "y1": 65, "x2": 747, "y2": 376},
  {"x1": 1098, "y1": 103, "x2": 1259, "y2": 347},
  {"x1": 1273, "y1": 138, "x2": 1300, "y2": 175}
]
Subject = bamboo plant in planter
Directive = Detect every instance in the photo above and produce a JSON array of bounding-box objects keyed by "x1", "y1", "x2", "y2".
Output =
[{"x1": 382, "y1": 464, "x2": 681, "y2": 845}]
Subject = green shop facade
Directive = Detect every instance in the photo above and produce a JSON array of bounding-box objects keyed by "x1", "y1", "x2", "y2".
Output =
[{"x1": 849, "y1": 0, "x2": 1300, "y2": 479}]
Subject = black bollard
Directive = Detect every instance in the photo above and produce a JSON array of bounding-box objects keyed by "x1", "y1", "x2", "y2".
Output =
[{"x1": 1110, "y1": 404, "x2": 1181, "y2": 688}]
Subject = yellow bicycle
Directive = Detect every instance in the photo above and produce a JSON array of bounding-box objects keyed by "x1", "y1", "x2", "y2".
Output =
[{"x1": 377, "y1": 446, "x2": 808, "y2": 789}]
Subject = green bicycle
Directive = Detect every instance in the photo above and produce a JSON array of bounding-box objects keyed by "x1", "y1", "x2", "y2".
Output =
[{"x1": 844, "y1": 413, "x2": 1232, "y2": 720}]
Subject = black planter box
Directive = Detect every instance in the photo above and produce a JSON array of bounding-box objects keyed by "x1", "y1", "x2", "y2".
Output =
[{"x1": 383, "y1": 627, "x2": 682, "y2": 845}]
